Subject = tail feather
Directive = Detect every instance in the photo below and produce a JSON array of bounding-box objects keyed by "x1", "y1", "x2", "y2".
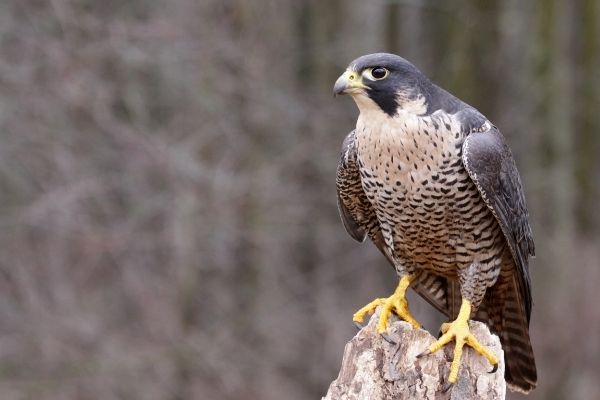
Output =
[{"x1": 484, "y1": 272, "x2": 537, "y2": 393}]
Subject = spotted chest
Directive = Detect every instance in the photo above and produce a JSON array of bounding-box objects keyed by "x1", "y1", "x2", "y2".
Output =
[{"x1": 355, "y1": 111, "x2": 504, "y2": 278}]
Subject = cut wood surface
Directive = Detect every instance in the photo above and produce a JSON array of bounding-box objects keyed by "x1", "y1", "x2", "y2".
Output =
[{"x1": 323, "y1": 308, "x2": 506, "y2": 400}]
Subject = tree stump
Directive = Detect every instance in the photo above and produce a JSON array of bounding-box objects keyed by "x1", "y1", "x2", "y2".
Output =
[{"x1": 323, "y1": 308, "x2": 506, "y2": 400}]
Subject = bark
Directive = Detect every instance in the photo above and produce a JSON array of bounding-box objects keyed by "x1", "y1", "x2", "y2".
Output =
[{"x1": 323, "y1": 308, "x2": 506, "y2": 400}]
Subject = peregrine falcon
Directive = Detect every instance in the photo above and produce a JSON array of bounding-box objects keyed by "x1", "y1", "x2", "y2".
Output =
[{"x1": 334, "y1": 53, "x2": 536, "y2": 393}]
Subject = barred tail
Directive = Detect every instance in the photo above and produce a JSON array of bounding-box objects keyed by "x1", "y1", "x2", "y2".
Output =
[{"x1": 486, "y1": 273, "x2": 537, "y2": 393}]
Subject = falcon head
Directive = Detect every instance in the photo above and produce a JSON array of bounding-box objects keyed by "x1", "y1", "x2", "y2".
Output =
[{"x1": 334, "y1": 53, "x2": 433, "y2": 117}]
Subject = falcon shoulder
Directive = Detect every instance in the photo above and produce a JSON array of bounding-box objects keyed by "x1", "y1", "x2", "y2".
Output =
[{"x1": 459, "y1": 109, "x2": 535, "y2": 321}]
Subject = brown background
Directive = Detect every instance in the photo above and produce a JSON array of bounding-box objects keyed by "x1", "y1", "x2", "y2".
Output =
[{"x1": 1, "y1": 1, "x2": 599, "y2": 399}]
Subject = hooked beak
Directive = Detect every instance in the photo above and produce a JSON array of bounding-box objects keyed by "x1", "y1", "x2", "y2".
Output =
[{"x1": 333, "y1": 70, "x2": 369, "y2": 96}]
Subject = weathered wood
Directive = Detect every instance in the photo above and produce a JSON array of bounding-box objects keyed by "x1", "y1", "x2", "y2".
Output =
[{"x1": 323, "y1": 308, "x2": 506, "y2": 400}]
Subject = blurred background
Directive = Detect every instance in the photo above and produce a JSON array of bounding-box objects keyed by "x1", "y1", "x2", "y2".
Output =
[{"x1": 0, "y1": 0, "x2": 599, "y2": 399}]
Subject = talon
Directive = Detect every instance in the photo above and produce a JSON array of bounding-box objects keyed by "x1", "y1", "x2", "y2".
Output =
[
  {"x1": 421, "y1": 299, "x2": 499, "y2": 385},
  {"x1": 352, "y1": 275, "x2": 422, "y2": 335},
  {"x1": 353, "y1": 298, "x2": 385, "y2": 327},
  {"x1": 441, "y1": 382, "x2": 453, "y2": 393},
  {"x1": 381, "y1": 332, "x2": 396, "y2": 344},
  {"x1": 353, "y1": 321, "x2": 364, "y2": 330},
  {"x1": 416, "y1": 349, "x2": 431, "y2": 359},
  {"x1": 489, "y1": 363, "x2": 498, "y2": 374},
  {"x1": 439, "y1": 322, "x2": 451, "y2": 334}
]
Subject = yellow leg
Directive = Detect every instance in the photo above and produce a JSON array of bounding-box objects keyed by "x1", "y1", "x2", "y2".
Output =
[
  {"x1": 419, "y1": 299, "x2": 499, "y2": 384},
  {"x1": 353, "y1": 275, "x2": 421, "y2": 333}
]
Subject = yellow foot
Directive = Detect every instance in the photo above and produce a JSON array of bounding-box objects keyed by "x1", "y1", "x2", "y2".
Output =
[
  {"x1": 417, "y1": 299, "x2": 499, "y2": 385},
  {"x1": 352, "y1": 275, "x2": 421, "y2": 333}
]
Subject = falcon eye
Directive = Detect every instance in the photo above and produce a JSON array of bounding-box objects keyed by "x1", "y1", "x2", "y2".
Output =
[{"x1": 369, "y1": 67, "x2": 389, "y2": 80}]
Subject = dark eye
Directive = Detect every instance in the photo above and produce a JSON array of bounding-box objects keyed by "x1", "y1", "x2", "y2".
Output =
[{"x1": 371, "y1": 67, "x2": 388, "y2": 80}]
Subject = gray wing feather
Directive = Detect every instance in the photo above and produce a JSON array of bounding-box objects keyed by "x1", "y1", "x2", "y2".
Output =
[
  {"x1": 336, "y1": 131, "x2": 367, "y2": 242},
  {"x1": 337, "y1": 193, "x2": 366, "y2": 242},
  {"x1": 462, "y1": 124, "x2": 535, "y2": 321}
]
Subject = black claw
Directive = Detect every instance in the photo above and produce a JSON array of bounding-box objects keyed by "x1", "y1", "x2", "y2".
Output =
[
  {"x1": 441, "y1": 382, "x2": 453, "y2": 393},
  {"x1": 438, "y1": 320, "x2": 451, "y2": 338},
  {"x1": 488, "y1": 363, "x2": 498, "y2": 374},
  {"x1": 416, "y1": 349, "x2": 431, "y2": 359},
  {"x1": 381, "y1": 332, "x2": 396, "y2": 345},
  {"x1": 353, "y1": 321, "x2": 364, "y2": 331}
]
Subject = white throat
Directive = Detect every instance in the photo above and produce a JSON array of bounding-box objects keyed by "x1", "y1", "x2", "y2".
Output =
[{"x1": 351, "y1": 93, "x2": 385, "y2": 115}]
